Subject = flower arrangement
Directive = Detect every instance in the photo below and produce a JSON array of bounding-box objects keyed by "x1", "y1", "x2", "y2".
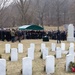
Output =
[{"x1": 69, "y1": 62, "x2": 75, "y2": 72}]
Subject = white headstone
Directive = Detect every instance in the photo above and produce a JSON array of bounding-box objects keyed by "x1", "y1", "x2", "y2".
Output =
[
  {"x1": 46, "y1": 55, "x2": 55, "y2": 74},
  {"x1": 28, "y1": 48, "x2": 34, "y2": 60},
  {"x1": 18, "y1": 43, "x2": 23, "y2": 53},
  {"x1": 22, "y1": 57, "x2": 32, "y2": 75},
  {"x1": 74, "y1": 52, "x2": 75, "y2": 57},
  {"x1": 43, "y1": 48, "x2": 48, "y2": 59},
  {"x1": 11, "y1": 48, "x2": 18, "y2": 61},
  {"x1": 67, "y1": 24, "x2": 74, "y2": 42},
  {"x1": 30, "y1": 43, "x2": 35, "y2": 49},
  {"x1": 62, "y1": 51, "x2": 68, "y2": 54},
  {"x1": 69, "y1": 47, "x2": 74, "y2": 55},
  {"x1": 66, "y1": 54, "x2": 74, "y2": 71},
  {"x1": 5, "y1": 44, "x2": 11, "y2": 53},
  {"x1": 0, "y1": 59, "x2": 6, "y2": 75},
  {"x1": 56, "y1": 47, "x2": 62, "y2": 58},
  {"x1": 51, "y1": 43, "x2": 56, "y2": 51},
  {"x1": 41, "y1": 43, "x2": 46, "y2": 53},
  {"x1": 61, "y1": 43, "x2": 65, "y2": 51},
  {"x1": 70, "y1": 43, "x2": 74, "y2": 48}
]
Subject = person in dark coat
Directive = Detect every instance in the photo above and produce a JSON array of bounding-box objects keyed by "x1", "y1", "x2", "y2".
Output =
[
  {"x1": 17, "y1": 30, "x2": 22, "y2": 42},
  {"x1": 6, "y1": 29, "x2": 11, "y2": 41},
  {"x1": 1, "y1": 29, "x2": 5, "y2": 41},
  {"x1": 57, "y1": 30, "x2": 61, "y2": 43}
]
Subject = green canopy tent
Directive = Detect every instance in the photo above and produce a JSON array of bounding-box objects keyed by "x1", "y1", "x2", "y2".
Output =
[{"x1": 19, "y1": 25, "x2": 44, "y2": 30}]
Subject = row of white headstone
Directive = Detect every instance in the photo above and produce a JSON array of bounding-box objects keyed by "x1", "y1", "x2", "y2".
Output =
[
  {"x1": 5, "y1": 43, "x2": 35, "y2": 61},
  {"x1": 41, "y1": 43, "x2": 62, "y2": 59},
  {"x1": 5, "y1": 43, "x2": 23, "y2": 61},
  {"x1": 41, "y1": 42, "x2": 74, "y2": 52},
  {"x1": 41, "y1": 42, "x2": 75, "y2": 59},
  {"x1": 5, "y1": 43, "x2": 23, "y2": 53},
  {"x1": 5, "y1": 42, "x2": 74, "y2": 54},
  {"x1": 3, "y1": 42, "x2": 75, "y2": 74},
  {"x1": 5, "y1": 42, "x2": 75, "y2": 60},
  {"x1": 0, "y1": 43, "x2": 35, "y2": 75},
  {"x1": 0, "y1": 55, "x2": 55, "y2": 75},
  {"x1": 5, "y1": 43, "x2": 35, "y2": 53},
  {"x1": 41, "y1": 42, "x2": 75, "y2": 73},
  {"x1": 51, "y1": 42, "x2": 74, "y2": 51}
]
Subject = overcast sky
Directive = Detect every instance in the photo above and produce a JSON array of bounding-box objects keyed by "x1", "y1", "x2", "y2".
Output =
[
  {"x1": 10, "y1": 0, "x2": 13, "y2": 3},
  {"x1": 9, "y1": 0, "x2": 13, "y2": 4},
  {"x1": 6, "y1": 0, "x2": 13, "y2": 6}
]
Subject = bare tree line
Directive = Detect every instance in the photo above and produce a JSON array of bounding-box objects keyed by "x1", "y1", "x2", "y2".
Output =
[{"x1": 0, "y1": 0, "x2": 75, "y2": 28}]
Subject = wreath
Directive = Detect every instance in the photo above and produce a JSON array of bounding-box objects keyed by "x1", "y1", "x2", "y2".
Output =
[{"x1": 69, "y1": 62, "x2": 75, "y2": 72}]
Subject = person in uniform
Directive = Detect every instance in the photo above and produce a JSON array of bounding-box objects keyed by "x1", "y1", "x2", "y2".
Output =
[{"x1": 11, "y1": 29, "x2": 15, "y2": 42}]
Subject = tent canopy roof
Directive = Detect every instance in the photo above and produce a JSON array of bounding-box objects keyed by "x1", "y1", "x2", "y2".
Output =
[{"x1": 19, "y1": 25, "x2": 44, "y2": 30}]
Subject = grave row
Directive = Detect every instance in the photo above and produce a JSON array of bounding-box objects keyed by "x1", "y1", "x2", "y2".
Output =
[
  {"x1": 41, "y1": 42, "x2": 75, "y2": 59},
  {"x1": 1, "y1": 53, "x2": 75, "y2": 75},
  {"x1": 5, "y1": 42, "x2": 75, "y2": 61},
  {"x1": 5, "y1": 43, "x2": 35, "y2": 53},
  {"x1": 0, "y1": 55, "x2": 55, "y2": 75},
  {"x1": 5, "y1": 43, "x2": 35, "y2": 61},
  {"x1": 2, "y1": 42, "x2": 75, "y2": 75},
  {"x1": 5, "y1": 42, "x2": 74, "y2": 53}
]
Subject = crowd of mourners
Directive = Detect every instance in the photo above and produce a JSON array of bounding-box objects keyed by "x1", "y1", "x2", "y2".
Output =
[
  {"x1": 0, "y1": 28, "x2": 67, "y2": 42},
  {"x1": 48, "y1": 30, "x2": 67, "y2": 40}
]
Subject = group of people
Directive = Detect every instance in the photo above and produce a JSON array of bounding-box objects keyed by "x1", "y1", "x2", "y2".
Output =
[
  {"x1": 0, "y1": 28, "x2": 46, "y2": 42},
  {"x1": 0, "y1": 29, "x2": 23, "y2": 42},
  {"x1": 0, "y1": 28, "x2": 67, "y2": 43},
  {"x1": 47, "y1": 30, "x2": 67, "y2": 43}
]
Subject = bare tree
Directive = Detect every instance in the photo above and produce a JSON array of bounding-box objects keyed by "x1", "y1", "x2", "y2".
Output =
[
  {"x1": 32, "y1": 0, "x2": 50, "y2": 27},
  {"x1": 16, "y1": 0, "x2": 31, "y2": 25},
  {"x1": 68, "y1": 0, "x2": 75, "y2": 26},
  {"x1": 1, "y1": 0, "x2": 74, "y2": 27},
  {"x1": 53, "y1": 0, "x2": 69, "y2": 30},
  {"x1": 0, "y1": 0, "x2": 9, "y2": 27}
]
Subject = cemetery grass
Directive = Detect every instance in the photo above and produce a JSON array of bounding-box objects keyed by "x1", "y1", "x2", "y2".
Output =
[{"x1": 0, "y1": 39, "x2": 75, "y2": 75}]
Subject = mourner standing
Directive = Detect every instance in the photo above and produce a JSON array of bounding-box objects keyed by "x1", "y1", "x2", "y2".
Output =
[
  {"x1": 11, "y1": 29, "x2": 15, "y2": 42},
  {"x1": 57, "y1": 30, "x2": 61, "y2": 43}
]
